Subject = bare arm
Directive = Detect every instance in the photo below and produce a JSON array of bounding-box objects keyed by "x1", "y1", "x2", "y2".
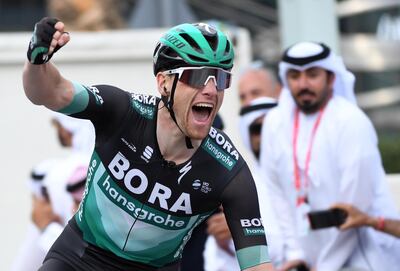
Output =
[
  {"x1": 244, "y1": 262, "x2": 275, "y2": 271},
  {"x1": 23, "y1": 20, "x2": 74, "y2": 111},
  {"x1": 377, "y1": 218, "x2": 400, "y2": 238},
  {"x1": 333, "y1": 203, "x2": 400, "y2": 238}
]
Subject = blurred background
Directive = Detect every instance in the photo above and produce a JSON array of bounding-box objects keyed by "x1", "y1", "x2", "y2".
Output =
[
  {"x1": 1, "y1": 0, "x2": 399, "y2": 169},
  {"x1": 0, "y1": 0, "x2": 399, "y2": 270}
]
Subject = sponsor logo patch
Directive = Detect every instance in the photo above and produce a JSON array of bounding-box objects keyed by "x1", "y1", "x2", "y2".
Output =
[
  {"x1": 141, "y1": 146, "x2": 153, "y2": 163},
  {"x1": 131, "y1": 94, "x2": 156, "y2": 119},
  {"x1": 99, "y1": 176, "x2": 190, "y2": 229},
  {"x1": 85, "y1": 86, "x2": 104, "y2": 105},
  {"x1": 177, "y1": 161, "x2": 192, "y2": 184},
  {"x1": 108, "y1": 152, "x2": 193, "y2": 214},
  {"x1": 192, "y1": 180, "x2": 212, "y2": 194},
  {"x1": 202, "y1": 137, "x2": 237, "y2": 170},
  {"x1": 240, "y1": 218, "x2": 265, "y2": 236},
  {"x1": 121, "y1": 138, "x2": 136, "y2": 152}
]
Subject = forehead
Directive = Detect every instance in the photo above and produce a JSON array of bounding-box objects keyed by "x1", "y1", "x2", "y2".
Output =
[
  {"x1": 239, "y1": 71, "x2": 269, "y2": 90},
  {"x1": 286, "y1": 66, "x2": 327, "y2": 75}
]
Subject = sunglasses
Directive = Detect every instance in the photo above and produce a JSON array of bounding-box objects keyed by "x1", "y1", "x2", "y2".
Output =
[{"x1": 163, "y1": 66, "x2": 232, "y2": 91}]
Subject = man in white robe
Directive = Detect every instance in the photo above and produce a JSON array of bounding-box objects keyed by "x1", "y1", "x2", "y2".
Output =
[
  {"x1": 260, "y1": 41, "x2": 400, "y2": 271},
  {"x1": 204, "y1": 64, "x2": 284, "y2": 271}
]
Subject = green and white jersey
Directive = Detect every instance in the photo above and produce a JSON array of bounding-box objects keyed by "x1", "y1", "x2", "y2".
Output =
[{"x1": 62, "y1": 83, "x2": 269, "y2": 269}]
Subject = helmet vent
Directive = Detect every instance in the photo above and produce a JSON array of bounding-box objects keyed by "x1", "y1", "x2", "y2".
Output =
[
  {"x1": 163, "y1": 47, "x2": 179, "y2": 58},
  {"x1": 224, "y1": 41, "x2": 231, "y2": 54},
  {"x1": 180, "y1": 33, "x2": 202, "y2": 53},
  {"x1": 205, "y1": 34, "x2": 218, "y2": 51},
  {"x1": 187, "y1": 54, "x2": 208, "y2": 63},
  {"x1": 153, "y1": 42, "x2": 162, "y2": 58}
]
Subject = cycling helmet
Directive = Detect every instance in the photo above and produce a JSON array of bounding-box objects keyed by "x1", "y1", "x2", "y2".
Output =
[
  {"x1": 153, "y1": 23, "x2": 234, "y2": 149},
  {"x1": 153, "y1": 23, "x2": 234, "y2": 75}
]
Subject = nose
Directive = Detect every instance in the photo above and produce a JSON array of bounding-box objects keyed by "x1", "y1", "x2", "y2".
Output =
[
  {"x1": 297, "y1": 73, "x2": 308, "y2": 89},
  {"x1": 201, "y1": 78, "x2": 218, "y2": 96}
]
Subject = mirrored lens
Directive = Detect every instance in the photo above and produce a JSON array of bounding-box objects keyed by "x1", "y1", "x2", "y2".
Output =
[{"x1": 179, "y1": 68, "x2": 231, "y2": 91}]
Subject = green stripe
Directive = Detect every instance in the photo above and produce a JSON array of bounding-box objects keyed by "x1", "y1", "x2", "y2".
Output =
[
  {"x1": 58, "y1": 81, "x2": 89, "y2": 115},
  {"x1": 30, "y1": 46, "x2": 48, "y2": 63},
  {"x1": 236, "y1": 245, "x2": 270, "y2": 270}
]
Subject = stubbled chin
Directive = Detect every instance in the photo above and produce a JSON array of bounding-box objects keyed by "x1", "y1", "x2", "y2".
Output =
[{"x1": 187, "y1": 121, "x2": 211, "y2": 140}]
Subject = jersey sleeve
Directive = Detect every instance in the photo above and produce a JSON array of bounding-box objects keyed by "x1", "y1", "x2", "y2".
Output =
[
  {"x1": 220, "y1": 163, "x2": 270, "y2": 270},
  {"x1": 57, "y1": 82, "x2": 131, "y2": 142}
]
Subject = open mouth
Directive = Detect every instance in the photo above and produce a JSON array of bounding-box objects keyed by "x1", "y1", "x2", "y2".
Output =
[{"x1": 192, "y1": 103, "x2": 213, "y2": 122}]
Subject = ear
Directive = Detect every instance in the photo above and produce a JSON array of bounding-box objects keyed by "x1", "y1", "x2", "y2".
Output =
[
  {"x1": 327, "y1": 71, "x2": 335, "y2": 89},
  {"x1": 156, "y1": 72, "x2": 169, "y2": 96}
]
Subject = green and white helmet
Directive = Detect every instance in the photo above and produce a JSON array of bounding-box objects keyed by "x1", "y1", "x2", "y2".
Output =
[{"x1": 153, "y1": 23, "x2": 234, "y2": 75}]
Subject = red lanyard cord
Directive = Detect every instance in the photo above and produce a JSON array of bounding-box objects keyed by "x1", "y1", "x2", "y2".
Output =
[{"x1": 292, "y1": 107, "x2": 325, "y2": 205}]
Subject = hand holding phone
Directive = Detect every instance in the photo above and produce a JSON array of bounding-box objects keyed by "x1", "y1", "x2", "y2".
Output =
[{"x1": 308, "y1": 208, "x2": 348, "y2": 230}]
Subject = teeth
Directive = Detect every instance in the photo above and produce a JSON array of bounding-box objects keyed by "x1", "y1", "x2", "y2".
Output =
[{"x1": 195, "y1": 103, "x2": 213, "y2": 108}]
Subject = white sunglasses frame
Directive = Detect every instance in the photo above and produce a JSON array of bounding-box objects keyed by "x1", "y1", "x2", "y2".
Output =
[{"x1": 162, "y1": 66, "x2": 232, "y2": 90}]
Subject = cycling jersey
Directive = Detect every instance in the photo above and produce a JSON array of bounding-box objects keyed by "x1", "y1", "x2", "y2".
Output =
[{"x1": 51, "y1": 83, "x2": 269, "y2": 270}]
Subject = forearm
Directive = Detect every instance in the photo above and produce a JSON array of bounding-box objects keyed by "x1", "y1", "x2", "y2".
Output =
[
  {"x1": 367, "y1": 217, "x2": 400, "y2": 238},
  {"x1": 243, "y1": 262, "x2": 275, "y2": 271},
  {"x1": 23, "y1": 61, "x2": 74, "y2": 110}
]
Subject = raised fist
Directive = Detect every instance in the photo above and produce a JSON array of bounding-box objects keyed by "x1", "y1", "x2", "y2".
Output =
[{"x1": 27, "y1": 17, "x2": 69, "y2": 65}]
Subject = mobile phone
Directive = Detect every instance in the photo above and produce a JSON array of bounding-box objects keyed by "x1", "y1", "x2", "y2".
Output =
[{"x1": 307, "y1": 208, "x2": 348, "y2": 230}]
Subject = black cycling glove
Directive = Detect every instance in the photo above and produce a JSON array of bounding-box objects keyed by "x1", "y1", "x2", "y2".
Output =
[{"x1": 27, "y1": 17, "x2": 62, "y2": 65}]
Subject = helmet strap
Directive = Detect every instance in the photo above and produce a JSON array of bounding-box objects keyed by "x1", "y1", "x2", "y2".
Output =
[{"x1": 161, "y1": 75, "x2": 194, "y2": 149}]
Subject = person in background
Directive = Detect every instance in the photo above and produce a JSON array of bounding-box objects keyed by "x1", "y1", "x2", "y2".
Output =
[
  {"x1": 46, "y1": 0, "x2": 125, "y2": 31},
  {"x1": 205, "y1": 63, "x2": 283, "y2": 271},
  {"x1": 31, "y1": 165, "x2": 88, "y2": 251},
  {"x1": 10, "y1": 114, "x2": 93, "y2": 271},
  {"x1": 332, "y1": 203, "x2": 400, "y2": 238},
  {"x1": 260, "y1": 41, "x2": 400, "y2": 271},
  {"x1": 238, "y1": 61, "x2": 281, "y2": 106}
]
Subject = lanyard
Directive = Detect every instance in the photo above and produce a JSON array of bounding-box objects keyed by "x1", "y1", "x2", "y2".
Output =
[{"x1": 292, "y1": 107, "x2": 325, "y2": 206}]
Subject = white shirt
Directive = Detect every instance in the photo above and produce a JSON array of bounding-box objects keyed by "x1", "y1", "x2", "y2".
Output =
[
  {"x1": 204, "y1": 165, "x2": 284, "y2": 271},
  {"x1": 260, "y1": 94, "x2": 400, "y2": 270},
  {"x1": 10, "y1": 153, "x2": 90, "y2": 271}
]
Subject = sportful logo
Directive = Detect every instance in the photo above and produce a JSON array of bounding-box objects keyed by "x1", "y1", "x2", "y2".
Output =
[
  {"x1": 141, "y1": 146, "x2": 153, "y2": 163},
  {"x1": 202, "y1": 127, "x2": 239, "y2": 170}
]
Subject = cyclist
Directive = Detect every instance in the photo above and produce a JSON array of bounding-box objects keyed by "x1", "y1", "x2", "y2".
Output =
[{"x1": 23, "y1": 18, "x2": 273, "y2": 271}]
